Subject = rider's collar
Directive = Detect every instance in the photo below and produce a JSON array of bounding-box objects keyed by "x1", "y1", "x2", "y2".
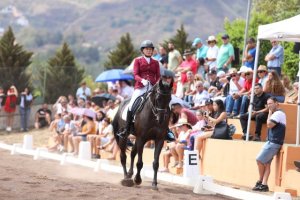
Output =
[{"x1": 143, "y1": 56, "x2": 151, "y2": 64}]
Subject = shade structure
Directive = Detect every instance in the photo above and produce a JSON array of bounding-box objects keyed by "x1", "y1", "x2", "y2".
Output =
[
  {"x1": 247, "y1": 14, "x2": 300, "y2": 145},
  {"x1": 95, "y1": 69, "x2": 133, "y2": 82}
]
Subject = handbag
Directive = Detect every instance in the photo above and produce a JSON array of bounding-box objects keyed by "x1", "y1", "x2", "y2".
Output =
[{"x1": 211, "y1": 120, "x2": 231, "y2": 140}]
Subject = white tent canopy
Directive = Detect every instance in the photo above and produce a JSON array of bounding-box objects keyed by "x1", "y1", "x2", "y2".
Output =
[
  {"x1": 246, "y1": 14, "x2": 300, "y2": 145},
  {"x1": 257, "y1": 14, "x2": 300, "y2": 42}
]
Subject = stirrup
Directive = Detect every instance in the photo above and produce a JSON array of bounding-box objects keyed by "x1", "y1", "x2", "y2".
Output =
[{"x1": 117, "y1": 130, "x2": 127, "y2": 138}]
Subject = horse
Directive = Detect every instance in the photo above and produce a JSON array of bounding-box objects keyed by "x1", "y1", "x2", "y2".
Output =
[{"x1": 112, "y1": 78, "x2": 173, "y2": 190}]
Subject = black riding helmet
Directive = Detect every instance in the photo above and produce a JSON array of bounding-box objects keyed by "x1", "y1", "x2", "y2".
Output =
[{"x1": 140, "y1": 40, "x2": 154, "y2": 51}]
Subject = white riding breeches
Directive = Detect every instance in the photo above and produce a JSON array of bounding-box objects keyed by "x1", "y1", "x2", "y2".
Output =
[{"x1": 128, "y1": 85, "x2": 153, "y2": 111}]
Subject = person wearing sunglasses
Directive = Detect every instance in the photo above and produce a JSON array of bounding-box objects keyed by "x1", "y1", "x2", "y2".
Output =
[
  {"x1": 264, "y1": 40, "x2": 284, "y2": 76},
  {"x1": 257, "y1": 65, "x2": 268, "y2": 87},
  {"x1": 225, "y1": 68, "x2": 245, "y2": 118}
]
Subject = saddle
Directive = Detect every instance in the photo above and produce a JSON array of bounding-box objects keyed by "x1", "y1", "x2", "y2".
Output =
[{"x1": 131, "y1": 91, "x2": 151, "y2": 119}]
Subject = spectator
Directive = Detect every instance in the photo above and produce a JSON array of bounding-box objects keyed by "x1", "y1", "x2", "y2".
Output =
[
  {"x1": 19, "y1": 88, "x2": 33, "y2": 132},
  {"x1": 48, "y1": 113, "x2": 66, "y2": 152},
  {"x1": 257, "y1": 65, "x2": 268, "y2": 87},
  {"x1": 171, "y1": 118, "x2": 192, "y2": 168},
  {"x1": 176, "y1": 49, "x2": 197, "y2": 84},
  {"x1": 238, "y1": 68, "x2": 258, "y2": 116},
  {"x1": 281, "y1": 74, "x2": 293, "y2": 93},
  {"x1": 35, "y1": 103, "x2": 52, "y2": 129},
  {"x1": 53, "y1": 96, "x2": 68, "y2": 114},
  {"x1": 174, "y1": 73, "x2": 184, "y2": 98},
  {"x1": 72, "y1": 115, "x2": 97, "y2": 155},
  {"x1": 167, "y1": 42, "x2": 182, "y2": 72},
  {"x1": 62, "y1": 115, "x2": 78, "y2": 152},
  {"x1": 76, "y1": 81, "x2": 91, "y2": 100},
  {"x1": 189, "y1": 110, "x2": 207, "y2": 150},
  {"x1": 158, "y1": 46, "x2": 168, "y2": 68},
  {"x1": 217, "y1": 34, "x2": 234, "y2": 73},
  {"x1": 209, "y1": 71, "x2": 227, "y2": 99},
  {"x1": 207, "y1": 69, "x2": 222, "y2": 97},
  {"x1": 195, "y1": 99, "x2": 228, "y2": 156},
  {"x1": 205, "y1": 35, "x2": 219, "y2": 71},
  {"x1": 252, "y1": 97, "x2": 286, "y2": 192},
  {"x1": 191, "y1": 81, "x2": 210, "y2": 110},
  {"x1": 0, "y1": 87, "x2": 4, "y2": 112},
  {"x1": 117, "y1": 80, "x2": 134, "y2": 99},
  {"x1": 263, "y1": 70, "x2": 286, "y2": 102},
  {"x1": 225, "y1": 68, "x2": 245, "y2": 118},
  {"x1": 242, "y1": 38, "x2": 256, "y2": 69},
  {"x1": 4, "y1": 85, "x2": 18, "y2": 132},
  {"x1": 183, "y1": 71, "x2": 196, "y2": 105},
  {"x1": 285, "y1": 82, "x2": 298, "y2": 104},
  {"x1": 265, "y1": 40, "x2": 284, "y2": 76},
  {"x1": 240, "y1": 83, "x2": 270, "y2": 141},
  {"x1": 152, "y1": 48, "x2": 161, "y2": 61},
  {"x1": 171, "y1": 103, "x2": 198, "y2": 127},
  {"x1": 193, "y1": 37, "x2": 209, "y2": 76}
]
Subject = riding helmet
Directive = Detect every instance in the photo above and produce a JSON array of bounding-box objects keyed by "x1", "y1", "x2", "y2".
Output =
[{"x1": 140, "y1": 40, "x2": 154, "y2": 51}]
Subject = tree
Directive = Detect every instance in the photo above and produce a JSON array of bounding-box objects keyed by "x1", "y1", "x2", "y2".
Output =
[
  {"x1": 0, "y1": 26, "x2": 33, "y2": 91},
  {"x1": 104, "y1": 33, "x2": 139, "y2": 70},
  {"x1": 42, "y1": 42, "x2": 85, "y2": 103},
  {"x1": 164, "y1": 24, "x2": 192, "y2": 55}
]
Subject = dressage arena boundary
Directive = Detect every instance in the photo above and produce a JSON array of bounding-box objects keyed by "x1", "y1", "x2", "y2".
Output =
[{"x1": 0, "y1": 137, "x2": 292, "y2": 200}]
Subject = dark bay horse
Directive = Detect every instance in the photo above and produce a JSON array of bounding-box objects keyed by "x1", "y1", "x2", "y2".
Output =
[{"x1": 112, "y1": 78, "x2": 173, "y2": 190}]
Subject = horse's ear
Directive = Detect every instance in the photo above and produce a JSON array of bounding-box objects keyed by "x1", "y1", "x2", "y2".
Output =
[
  {"x1": 170, "y1": 78, "x2": 174, "y2": 89},
  {"x1": 159, "y1": 79, "x2": 163, "y2": 87}
]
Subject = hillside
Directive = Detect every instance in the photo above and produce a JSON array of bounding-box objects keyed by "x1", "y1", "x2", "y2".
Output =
[{"x1": 0, "y1": 0, "x2": 247, "y2": 75}]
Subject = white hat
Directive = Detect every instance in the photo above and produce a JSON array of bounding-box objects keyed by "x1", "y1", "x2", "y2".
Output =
[
  {"x1": 173, "y1": 118, "x2": 192, "y2": 129},
  {"x1": 217, "y1": 71, "x2": 226, "y2": 77},
  {"x1": 207, "y1": 35, "x2": 216, "y2": 42},
  {"x1": 238, "y1": 66, "x2": 249, "y2": 74}
]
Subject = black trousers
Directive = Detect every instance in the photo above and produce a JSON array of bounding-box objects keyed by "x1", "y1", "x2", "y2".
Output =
[{"x1": 240, "y1": 112, "x2": 268, "y2": 136}]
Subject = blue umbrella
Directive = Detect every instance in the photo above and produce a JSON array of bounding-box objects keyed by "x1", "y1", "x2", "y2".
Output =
[{"x1": 95, "y1": 69, "x2": 133, "y2": 82}]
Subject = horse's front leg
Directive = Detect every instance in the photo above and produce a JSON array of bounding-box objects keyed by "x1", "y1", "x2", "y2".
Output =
[
  {"x1": 119, "y1": 137, "x2": 134, "y2": 187},
  {"x1": 127, "y1": 142, "x2": 137, "y2": 179},
  {"x1": 134, "y1": 139, "x2": 145, "y2": 185},
  {"x1": 152, "y1": 138, "x2": 164, "y2": 190}
]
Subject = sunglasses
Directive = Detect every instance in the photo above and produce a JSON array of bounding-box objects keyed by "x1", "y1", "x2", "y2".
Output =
[
  {"x1": 258, "y1": 70, "x2": 266, "y2": 73},
  {"x1": 245, "y1": 73, "x2": 251, "y2": 76},
  {"x1": 230, "y1": 74, "x2": 237, "y2": 77}
]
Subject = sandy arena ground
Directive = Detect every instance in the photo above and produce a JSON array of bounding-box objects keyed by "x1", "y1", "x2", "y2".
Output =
[{"x1": 0, "y1": 149, "x2": 232, "y2": 200}]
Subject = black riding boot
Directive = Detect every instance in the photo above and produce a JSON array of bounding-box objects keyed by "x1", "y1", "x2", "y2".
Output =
[
  {"x1": 165, "y1": 128, "x2": 176, "y2": 142},
  {"x1": 118, "y1": 110, "x2": 133, "y2": 138}
]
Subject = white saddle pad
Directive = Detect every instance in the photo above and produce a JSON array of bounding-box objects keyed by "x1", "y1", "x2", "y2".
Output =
[{"x1": 121, "y1": 104, "x2": 130, "y2": 121}]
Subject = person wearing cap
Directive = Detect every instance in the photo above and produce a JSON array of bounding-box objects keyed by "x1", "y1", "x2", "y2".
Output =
[
  {"x1": 176, "y1": 49, "x2": 197, "y2": 84},
  {"x1": 167, "y1": 42, "x2": 183, "y2": 72},
  {"x1": 242, "y1": 38, "x2": 256, "y2": 69},
  {"x1": 76, "y1": 81, "x2": 91, "y2": 100},
  {"x1": 265, "y1": 40, "x2": 284, "y2": 76},
  {"x1": 237, "y1": 65, "x2": 249, "y2": 79},
  {"x1": 237, "y1": 68, "x2": 259, "y2": 115},
  {"x1": 217, "y1": 34, "x2": 234, "y2": 73},
  {"x1": 4, "y1": 85, "x2": 18, "y2": 132},
  {"x1": 193, "y1": 37, "x2": 208, "y2": 60},
  {"x1": 208, "y1": 69, "x2": 222, "y2": 97},
  {"x1": 257, "y1": 65, "x2": 268, "y2": 87},
  {"x1": 225, "y1": 68, "x2": 245, "y2": 117},
  {"x1": 205, "y1": 35, "x2": 219, "y2": 71}
]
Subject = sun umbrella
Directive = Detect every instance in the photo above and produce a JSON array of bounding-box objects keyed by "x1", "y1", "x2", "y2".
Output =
[
  {"x1": 83, "y1": 108, "x2": 96, "y2": 119},
  {"x1": 91, "y1": 94, "x2": 116, "y2": 107},
  {"x1": 95, "y1": 69, "x2": 133, "y2": 82},
  {"x1": 69, "y1": 107, "x2": 96, "y2": 119},
  {"x1": 69, "y1": 107, "x2": 85, "y2": 116}
]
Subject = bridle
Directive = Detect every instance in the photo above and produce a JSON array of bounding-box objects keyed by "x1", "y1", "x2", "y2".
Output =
[{"x1": 149, "y1": 87, "x2": 171, "y2": 122}]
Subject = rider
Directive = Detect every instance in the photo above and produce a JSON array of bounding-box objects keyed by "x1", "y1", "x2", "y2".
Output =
[{"x1": 118, "y1": 40, "x2": 160, "y2": 138}]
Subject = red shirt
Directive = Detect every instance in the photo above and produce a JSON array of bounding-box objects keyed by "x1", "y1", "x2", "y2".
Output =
[
  {"x1": 244, "y1": 78, "x2": 258, "y2": 91},
  {"x1": 133, "y1": 57, "x2": 160, "y2": 89},
  {"x1": 181, "y1": 108, "x2": 198, "y2": 126},
  {"x1": 179, "y1": 58, "x2": 197, "y2": 84}
]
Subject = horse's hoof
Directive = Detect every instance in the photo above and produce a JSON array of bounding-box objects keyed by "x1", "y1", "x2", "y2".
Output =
[
  {"x1": 121, "y1": 178, "x2": 134, "y2": 187},
  {"x1": 134, "y1": 176, "x2": 142, "y2": 185},
  {"x1": 151, "y1": 185, "x2": 158, "y2": 191}
]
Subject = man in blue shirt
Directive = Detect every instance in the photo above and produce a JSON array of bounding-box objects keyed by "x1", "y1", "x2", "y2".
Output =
[
  {"x1": 265, "y1": 40, "x2": 284, "y2": 76},
  {"x1": 243, "y1": 38, "x2": 256, "y2": 69},
  {"x1": 192, "y1": 37, "x2": 208, "y2": 61}
]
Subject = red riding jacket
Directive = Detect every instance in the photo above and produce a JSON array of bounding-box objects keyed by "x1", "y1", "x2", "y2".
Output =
[{"x1": 133, "y1": 56, "x2": 160, "y2": 89}]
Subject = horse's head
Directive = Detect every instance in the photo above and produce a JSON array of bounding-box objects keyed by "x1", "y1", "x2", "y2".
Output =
[{"x1": 150, "y1": 77, "x2": 173, "y2": 124}]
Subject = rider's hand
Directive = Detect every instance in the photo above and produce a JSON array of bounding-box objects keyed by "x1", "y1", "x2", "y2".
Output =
[{"x1": 141, "y1": 79, "x2": 148, "y2": 86}]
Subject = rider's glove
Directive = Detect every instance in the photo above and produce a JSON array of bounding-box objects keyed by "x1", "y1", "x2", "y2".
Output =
[{"x1": 141, "y1": 79, "x2": 149, "y2": 86}]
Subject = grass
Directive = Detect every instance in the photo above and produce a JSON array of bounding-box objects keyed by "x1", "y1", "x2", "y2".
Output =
[{"x1": 0, "y1": 128, "x2": 52, "y2": 148}]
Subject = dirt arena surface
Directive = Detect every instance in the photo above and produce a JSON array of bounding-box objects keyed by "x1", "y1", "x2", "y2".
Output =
[{"x1": 0, "y1": 149, "x2": 232, "y2": 200}]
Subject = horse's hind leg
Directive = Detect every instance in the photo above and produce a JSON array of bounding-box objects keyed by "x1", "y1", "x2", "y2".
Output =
[
  {"x1": 127, "y1": 142, "x2": 137, "y2": 179},
  {"x1": 119, "y1": 138, "x2": 134, "y2": 187},
  {"x1": 134, "y1": 139, "x2": 145, "y2": 185},
  {"x1": 152, "y1": 139, "x2": 164, "y2": 190}
]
